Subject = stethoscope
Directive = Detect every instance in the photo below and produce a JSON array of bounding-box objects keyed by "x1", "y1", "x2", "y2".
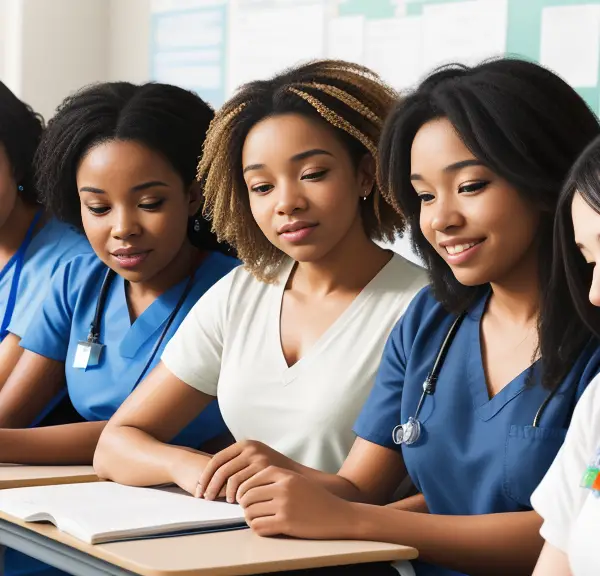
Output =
[
  {"x1": 85, "y1": 266, "x2": 196, "y2": 389},
  {"x1": 392, "y1": 312, "x2": 559, "y2": 446}
]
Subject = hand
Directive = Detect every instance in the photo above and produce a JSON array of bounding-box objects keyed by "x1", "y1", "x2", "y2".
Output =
[
  {"x1": 237, "y1": 466, "x2": 360, "y2": 539},
  {"x1": 169, "y1": 449, "x2": 211, "y2": 496},
  {"x1": 198, "y1": 440, "x2": 297, "y2": 503}
]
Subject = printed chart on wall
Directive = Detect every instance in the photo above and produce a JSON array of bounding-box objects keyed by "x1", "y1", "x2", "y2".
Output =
[
  {"x1": 149, "y1": 0, "x2": 600, "y2": 261},
  {"x1": 149, "y1": 0, "x2": 600, "y2": 113}
]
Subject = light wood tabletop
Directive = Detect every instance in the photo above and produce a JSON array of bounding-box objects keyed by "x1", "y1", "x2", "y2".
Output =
[
  {"x1": 0, "y1": 465, "x2": 97, "y2": 489},
  {"x1": 0, "y1": 510, "x2": 418, "y2": 576}
]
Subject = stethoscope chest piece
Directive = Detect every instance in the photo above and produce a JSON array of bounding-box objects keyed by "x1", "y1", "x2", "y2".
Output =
[{"x1": 392, "y1": 416, "x2": 422, "y2": 446}]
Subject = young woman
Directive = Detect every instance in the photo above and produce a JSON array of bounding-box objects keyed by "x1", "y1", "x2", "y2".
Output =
[
  {"x1": 93, "y1": 60, "x2": 427, "y2": 496},
  {"x1": 205, "y1": 60, "x2": 600, "y2": 576},
  {"x1": 0, "y1": 81, "x2": 238, "y2": 462},
  {"x1": 531, "y1": 136, "x2": 600, "y2": 576},
  {"x1": 0, "y1": 82, "x2": 90, "y2": 399}
]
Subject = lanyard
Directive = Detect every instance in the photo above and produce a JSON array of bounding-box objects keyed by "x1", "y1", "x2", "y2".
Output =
[{"x1": 0, "y1": 211, "x2": 43, "y2": 341}]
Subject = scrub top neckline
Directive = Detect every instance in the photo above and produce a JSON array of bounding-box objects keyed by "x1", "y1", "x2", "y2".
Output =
[
  {"x1": 467, "y1": 289, "x2": 540, "y2": 421},
  {"x1": 272, "y1": 254, "x2": 395, "y2": 385}
]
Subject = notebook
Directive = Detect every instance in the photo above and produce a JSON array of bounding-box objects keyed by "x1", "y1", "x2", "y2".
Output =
[{"x1": 0, "y1": 481, "x2": 247, "y2": 544}]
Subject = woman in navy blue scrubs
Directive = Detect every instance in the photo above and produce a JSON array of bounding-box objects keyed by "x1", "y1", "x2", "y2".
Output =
[{"x1": 226, "y1": 60, "x2": 600, "y2": 576}]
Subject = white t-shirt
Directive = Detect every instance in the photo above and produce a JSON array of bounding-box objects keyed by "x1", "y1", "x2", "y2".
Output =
[
  {"x1": 162, "y1": 254, "x2": 427, "y2": 473},
  {"x1": 531, "y1": 374, "x2": 600, "y2": 576}
]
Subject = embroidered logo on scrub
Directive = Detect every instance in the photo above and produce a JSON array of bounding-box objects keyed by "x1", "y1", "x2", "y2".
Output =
[{"x1": 580, "y1": 447, "x2": 600, "y2": 496}]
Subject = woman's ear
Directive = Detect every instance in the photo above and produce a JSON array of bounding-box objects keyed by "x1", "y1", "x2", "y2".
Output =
[
  {"x1": 187, "y1": 180, "x2": 204, "y2": 216},
  {"x1": 357, "y1": 154, "x2": 376, "y2": 199}
]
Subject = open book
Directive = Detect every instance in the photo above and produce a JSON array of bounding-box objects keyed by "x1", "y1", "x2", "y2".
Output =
[{"x1": 0, "y1": 481, "x2": 246, "y2": 544}]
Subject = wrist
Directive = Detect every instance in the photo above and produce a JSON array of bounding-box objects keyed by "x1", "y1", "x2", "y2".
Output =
[{"x1": 344, "y1": 502, "x2": 372, "y2": 540}]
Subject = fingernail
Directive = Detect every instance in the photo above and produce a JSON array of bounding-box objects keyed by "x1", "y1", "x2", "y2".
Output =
[
  {"x1": 227, "y1": 496, "x2": 233, "y2": 503},
  {"x1": 197, "y1": 485, "x2": 203, "y2": 497}
]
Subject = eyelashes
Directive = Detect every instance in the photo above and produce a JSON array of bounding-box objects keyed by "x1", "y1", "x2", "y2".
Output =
[{"x1": 85, "y1": 199, "x2": 165, "y2": 215}]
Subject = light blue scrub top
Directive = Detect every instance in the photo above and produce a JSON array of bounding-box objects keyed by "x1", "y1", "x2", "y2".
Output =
[
  {"x1": 354, "y1": 287, "x2": 600, "y2": 576},
  {"x1": 5, "y1": 217, "x2": 91, "y2": 340},
  {"x1": 20, "y1": 251, "x2": 238, "y2": 446}
]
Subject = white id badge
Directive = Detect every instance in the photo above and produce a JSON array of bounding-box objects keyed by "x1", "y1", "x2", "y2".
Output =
[{"x1": 73, "y1": 341, "x2": 104, "y2": 369}]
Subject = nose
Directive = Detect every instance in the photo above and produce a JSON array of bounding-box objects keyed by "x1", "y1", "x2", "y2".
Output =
[
  {"x1": 428, "y1": 195, "x2": 464, "y2": 233},
  {"x1": 589, "y1": 264, "x2": 600, "y2": 307},
  {"x1": 275, "y1": 180, "x2": 308, "y2": 216},
  {"x1": 111, "y1": 207, "x2": 141, "y2": 240}
]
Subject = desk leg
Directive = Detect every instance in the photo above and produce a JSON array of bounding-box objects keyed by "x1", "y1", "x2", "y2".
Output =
[{"x1": 0, "y1": 544, "x2": 5, "y2": 576}]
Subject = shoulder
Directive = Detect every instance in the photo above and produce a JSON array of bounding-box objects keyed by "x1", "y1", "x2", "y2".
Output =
[
  {"x1": 50, "y1": 253, "x2": 107, "y2": 293},
  {"x1": 36, "y1": 218, "x2": 91, "y2": 254},
  {"x1": 384, "y1": 253, "x2": 428, "y2": 289},
  {"x1": 569, "y1": 338, "x2": 600, "y2": 400}
]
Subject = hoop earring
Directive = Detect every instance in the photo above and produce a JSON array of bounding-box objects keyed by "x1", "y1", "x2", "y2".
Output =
[{"x1": 193, "y1": 218, "x2": 201, "y2": 232}]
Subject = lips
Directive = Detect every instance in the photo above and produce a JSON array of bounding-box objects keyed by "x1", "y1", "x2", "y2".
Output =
[
  {"x1": 277, "y1": 221, "x2": 318, "y2": 235},
  {"x1": 444, "y1": 240, "x2": 483, "y2": 255}
]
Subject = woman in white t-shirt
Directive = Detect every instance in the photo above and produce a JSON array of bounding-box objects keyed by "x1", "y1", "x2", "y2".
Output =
[
  {"x1": 532, "y1": 136, "x2": 600, "y2": 575},
  {"x1": 94, "y1": 61, "x2": 427, "y2": 496}
]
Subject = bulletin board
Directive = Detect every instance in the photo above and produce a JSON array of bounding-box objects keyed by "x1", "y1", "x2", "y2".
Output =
[{"x1": 149, "y1": 0, "x2": 600, "y2": 114}]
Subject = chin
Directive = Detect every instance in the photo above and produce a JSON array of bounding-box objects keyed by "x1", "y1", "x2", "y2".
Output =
[{"x1": 451, "y1": 270, "x2": 491, "y2": 287}]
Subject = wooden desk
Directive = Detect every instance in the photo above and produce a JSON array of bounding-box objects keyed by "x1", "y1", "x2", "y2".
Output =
[
  {"x1": 0, "y1": 511, "x2": 418, "y2": 576},
  {"x1": 0, "y1": 465, "x2": 97, "y2": 489}
]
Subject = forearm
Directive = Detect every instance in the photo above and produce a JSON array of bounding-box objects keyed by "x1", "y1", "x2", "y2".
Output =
[
  {"x1": 347, "y1": 504, "x2": 543, "y2": 576},
  {"x1": 289, "y1": 462, "x2": 382, "y2": 503},
  {"x1": 0, "y1": 422, "x2": 106, "y2": 464},
  {"x1": 94, "y1": 425, "x2": 210, "y2": 487}
]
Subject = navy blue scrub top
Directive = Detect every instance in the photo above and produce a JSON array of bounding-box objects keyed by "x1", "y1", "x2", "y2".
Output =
[
  {"x1": 354, "y1": 287, "x2": 600, "y2": 576},
  {"x1": 20, "y1": 251, "x2": 239, "y2": 448}
]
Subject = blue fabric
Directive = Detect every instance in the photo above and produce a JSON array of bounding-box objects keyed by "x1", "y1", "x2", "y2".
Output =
[
  {"x1": 20, "y1": 250, "x2": 238, "y2": 447},
  {"x1": 6, "y1": 218, "x2": 91, "y2": 339},
  {"x1": 9, "y1": 250, "x2": 239, "y2": 576},
  {"x1": 354, "y1": 287, "x2": 600, "y2": 576}
]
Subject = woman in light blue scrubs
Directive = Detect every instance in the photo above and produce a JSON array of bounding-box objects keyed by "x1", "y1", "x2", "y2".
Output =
[
  {"x1": 0, "y1": 82, "x2": 90, "y2": 398},
  {"x1": 0, "y1": 82, "x2": 238, "y2": 576},
  {"x1": 0, "y1": 81, "x2": 238, "y2": 458},
  {"x1": 223, "y1": 60, "x2": 600, "y2": 576}
]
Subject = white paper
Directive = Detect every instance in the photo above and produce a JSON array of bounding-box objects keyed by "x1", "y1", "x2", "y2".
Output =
[
  {"x1": 540, "y1": 5, "x2": 600, "y2": 88},
  {"x1": 422, "y1": 0, "x2": 508, "y2": 71},
  {"x1": 327, "y1": 16, "x2": 365, "y2": 64},
  {"x1": 364, "y1": 16, "x2": 423, "y2": 91},
  {"x1": 227, "y1": 1, "x2": 326, "y2": 94}
]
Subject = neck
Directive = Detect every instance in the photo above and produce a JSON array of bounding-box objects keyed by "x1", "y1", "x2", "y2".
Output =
[
  {"x1": 0, "y1": 200, "x2": 39, "y2": 261},
  {"x1": 291, "y1": 216, "x2": 391, "y2": 296},
  {"x1": 127, "y1": 240, "x2": 198, "y2": 303},
  {"x1": 487, "y1": 247, "x2": 540, "y2": 326}
]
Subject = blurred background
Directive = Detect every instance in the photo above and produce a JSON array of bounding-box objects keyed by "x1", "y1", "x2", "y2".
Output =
[{"x1": 1, "y1": 0, "x2": 598, "y2": 259}]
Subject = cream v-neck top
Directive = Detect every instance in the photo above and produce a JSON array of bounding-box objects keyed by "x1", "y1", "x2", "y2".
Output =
[{"x1": 162, "y1": 254, "x2": 427, "y2": 473}]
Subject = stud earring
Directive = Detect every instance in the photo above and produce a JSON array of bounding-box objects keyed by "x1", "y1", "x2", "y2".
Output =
[{"x1": 17, "y1": 185, "x2": 23, "y2": 192}]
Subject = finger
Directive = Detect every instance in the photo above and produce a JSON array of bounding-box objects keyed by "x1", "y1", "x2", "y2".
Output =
[
  {"x1": 203, "y1": 457, "x2": 250, "y2": 501},
  {"x1": 197, "y1": 443, "x2": 244, "y2": 497},
  {"x1": 244, "y1": 500, "x2": 277, "y2": 522},
  {"x1": 239, "y1": 484, "x2": 279, "y2": 508},
  {"x1": 237, "y1": 466, "x2": 282, "y2": 502},
  {"x1": 248, "y1": 515, "x2": 283, "y2": 537},
  {"x1": 226, "y1": 464, "x2": 261, "y2": 503}
]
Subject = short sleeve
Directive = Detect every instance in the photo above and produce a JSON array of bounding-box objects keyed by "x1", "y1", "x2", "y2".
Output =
[
  {"x1": 353, "y1": 316, "x2": 407, "y2": 449},
  {"x1": 531, "y1": 376, "x2": 600, "y2": 552},
  {"x1": 19, "y1": 260, "x2": 76, "y2": 362},
  {"x1": 161, "y1": 269, "x2": 235, "y2": 396}
]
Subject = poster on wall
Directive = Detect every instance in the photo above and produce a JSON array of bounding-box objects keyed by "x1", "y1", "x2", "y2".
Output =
[{"x1": 150, "y1": 0, "x2": 227, "y2": 107}]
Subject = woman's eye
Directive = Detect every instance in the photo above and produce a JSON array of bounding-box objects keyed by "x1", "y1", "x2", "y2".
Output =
[
  {"x1": 417, "y1": 193, "x2": 435, "y2": 203},
  {"x1": 251, "y1": 184, "x2": 274, "y2": 194},
  {"x1": 87, "y1": 206, "x2": 109, "y2": 215},
  {"x1": 458, "y1": 181, "x2": 489, "y2": 194},
  {"x1": 301, "y1": 169, "x2": 328, "y2": 181},
  {"x1": 139, "y1": 200, "x2": 164, "y2": 211}
]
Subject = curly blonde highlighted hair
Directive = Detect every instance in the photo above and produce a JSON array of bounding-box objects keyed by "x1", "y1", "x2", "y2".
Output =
[{"x1": 198, "y1": 59, "x2": 404, "y2": 281}]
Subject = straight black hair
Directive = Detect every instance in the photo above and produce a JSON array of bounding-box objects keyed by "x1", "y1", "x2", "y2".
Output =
[
  {"x1": 0, "y1": 81, "x2": 44, "y2": 204},
  {"x1": 35, "y1": 81, "x2": 231, "y2": 255},
  {"x1": 379, "y1": 58, "x2": 600, "y2": 389},
  {"x1": 542, "y1": 136, "x2": 600, "y2": 390}
]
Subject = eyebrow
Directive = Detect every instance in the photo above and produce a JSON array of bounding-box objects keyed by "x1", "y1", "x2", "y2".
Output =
[
  {"x1": 242, "y1": 148, "x2": 334, "y2": 175},
  {"x1": 410, "y1": 159, "x2": 484, "y2": 181},
  {"x1": 79, "y1": 181, "x2": 169, "y2": 194}
]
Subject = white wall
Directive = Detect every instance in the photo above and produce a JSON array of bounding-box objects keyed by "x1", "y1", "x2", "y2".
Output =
[
  {"x1": 18, "y1": 0, "x2": 108, "y2": 119},
  {"x1": 108, "y1": 0, "x2": 151, "y2": 84}
]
